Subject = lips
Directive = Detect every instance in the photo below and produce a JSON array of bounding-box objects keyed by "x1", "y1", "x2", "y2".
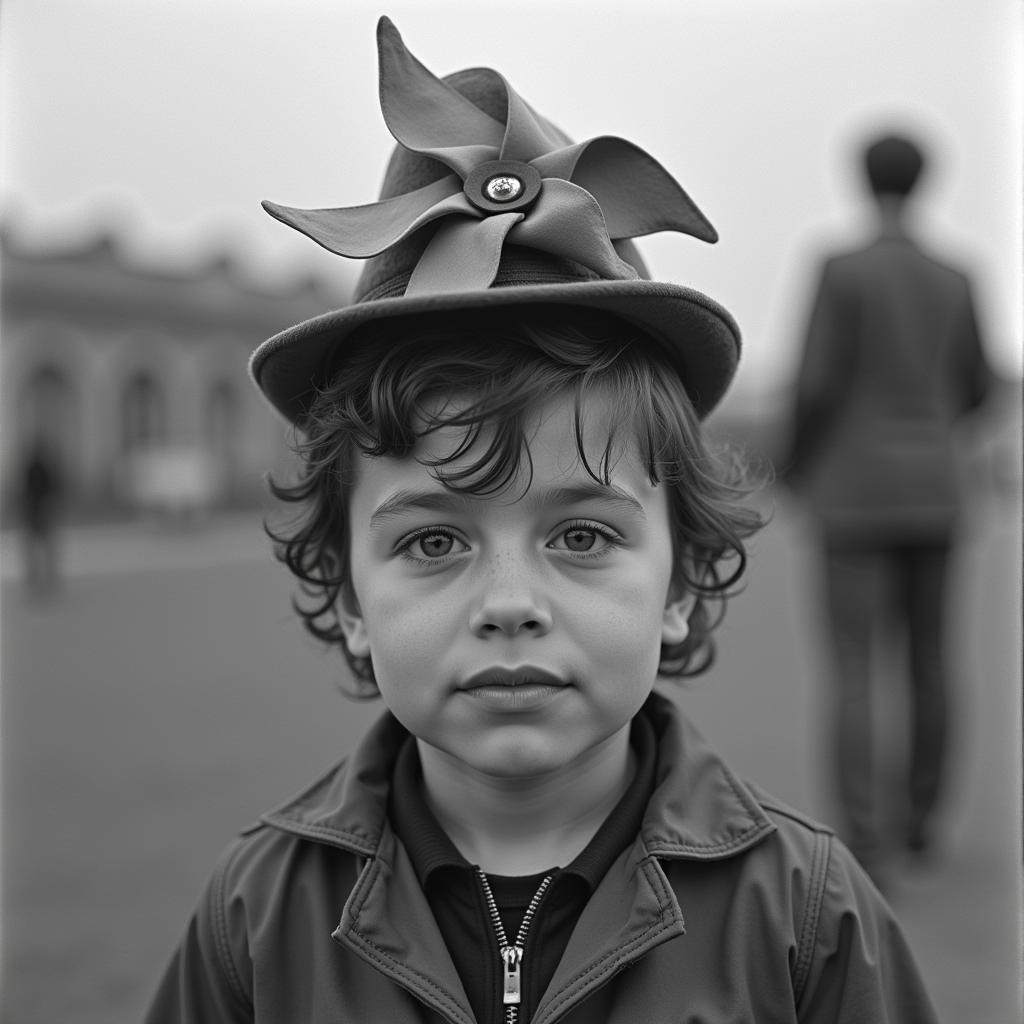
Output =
[{"x1": 460, "y1": 666, "x2": 568, "y2": 691}]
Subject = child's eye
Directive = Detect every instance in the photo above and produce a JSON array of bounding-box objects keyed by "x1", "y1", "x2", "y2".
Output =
[
  {"x1": 398, "y1": 528, "x2": 469, "y2": 563},
  {"x1": 564, "y1": 527, "x2": 599, "y2": 552},
  {"x1": 548, "y1": 521, "x2": 620, "y2": 556}
]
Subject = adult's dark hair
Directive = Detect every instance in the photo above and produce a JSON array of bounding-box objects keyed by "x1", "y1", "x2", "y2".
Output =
[
  {"x1": 864, "y1": 133, "x2": 926, "y2": 197},
  {"x1": 266, "y1": 306, "x2": 765, "y2": 697}
]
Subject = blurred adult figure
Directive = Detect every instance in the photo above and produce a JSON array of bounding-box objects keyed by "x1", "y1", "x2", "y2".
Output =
[
  {"x1": 784, "y1": 132, "x2": 992, "y2": 882},
  {"x1": 19, "y1": 437, "x2": 64, "y2": 595}
]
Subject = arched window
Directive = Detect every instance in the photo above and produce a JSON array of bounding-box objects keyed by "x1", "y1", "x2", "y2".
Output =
[{"x1": 121, "y1": 371, "x2": 166, "y2": 455}]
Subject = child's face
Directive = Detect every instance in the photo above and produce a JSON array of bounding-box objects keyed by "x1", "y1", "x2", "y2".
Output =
[{"x1": 339, "y1": 390, "x2": 694, "y2": 780}]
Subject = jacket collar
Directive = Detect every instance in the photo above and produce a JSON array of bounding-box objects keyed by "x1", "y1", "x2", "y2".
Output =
[
  {"x1": 640, "y1": 690, "x2": 776, "y2": 857},
  {"x1": 259, "y1": 690, "x2": 775, "y2": 862}
]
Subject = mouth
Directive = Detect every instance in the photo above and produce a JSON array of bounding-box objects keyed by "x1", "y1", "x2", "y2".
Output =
[{"x1": 459, "y1": 666, "x2": 569, "y2": 691}]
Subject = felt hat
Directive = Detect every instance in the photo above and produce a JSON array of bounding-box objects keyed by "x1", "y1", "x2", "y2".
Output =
[{"x1": 250, "y1": 16, "x2": 741, "y2": 423}]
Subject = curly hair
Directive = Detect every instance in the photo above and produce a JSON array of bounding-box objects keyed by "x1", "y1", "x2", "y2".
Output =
[{"x1": 266, "y1": 305, "x2": 766, "y2": 697}]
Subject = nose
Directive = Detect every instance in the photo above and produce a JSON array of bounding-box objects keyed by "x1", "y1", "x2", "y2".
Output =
[{"x1": 468, "y1": 554, "x2": 553, "y2": 638}]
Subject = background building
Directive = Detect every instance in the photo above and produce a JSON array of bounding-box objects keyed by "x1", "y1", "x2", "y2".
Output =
[{"x1": 1, "y1": 224, "x2": 350, "y2": 521}]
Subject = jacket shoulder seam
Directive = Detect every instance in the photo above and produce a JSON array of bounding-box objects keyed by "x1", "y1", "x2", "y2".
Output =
[
  {"x1": 211, "y1": 839, "x2": 255, "y2": 1015},
  {"x1": 792, "y1": 829, "x2": 832, "y2": 1003}
]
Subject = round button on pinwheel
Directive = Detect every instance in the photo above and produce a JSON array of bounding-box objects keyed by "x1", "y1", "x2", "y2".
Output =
[
  {"x1": 485, "y1": 176, "x2": 520, "y2": 201},
  {"x1": 464, "y1": 161, "x2": 542, "y2": 214}
]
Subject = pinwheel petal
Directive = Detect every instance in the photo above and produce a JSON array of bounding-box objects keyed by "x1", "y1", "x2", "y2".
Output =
[
  {"x1": 407, "y1": 212, "x2": 524, "y2": 296},
  {"x1": 262, "y1": 177, "x2": 471, "y2": 259},
  {"x1": 532, "y1": 137, "x2": 717, "y2": 242},
  {"x1": 509, "y1": 179, "x2": 639, "y2": 281},
  {"x1": 528, "y1": 141, "x2": 589, "y2": 182},
  {"x1": 378, "y1": 17, "x2": 504, "y2": 178},
  {"x1": 499, "y1": 78, "x2": 573, "y2": 162}
]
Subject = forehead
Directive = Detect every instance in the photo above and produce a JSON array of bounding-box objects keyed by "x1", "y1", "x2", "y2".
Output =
[{"x1": 350, "y1": 389, "x2": 660, "y2": 514}]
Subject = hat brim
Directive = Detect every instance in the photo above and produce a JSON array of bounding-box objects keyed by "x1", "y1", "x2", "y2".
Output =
[{"x1": 250, "y1": 279, "x2": 741, "y2": 425}]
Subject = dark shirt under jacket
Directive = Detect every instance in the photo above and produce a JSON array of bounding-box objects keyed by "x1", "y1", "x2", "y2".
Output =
[{"x1": 389, "y1": 710, "x2": 657, "y2": 1024}]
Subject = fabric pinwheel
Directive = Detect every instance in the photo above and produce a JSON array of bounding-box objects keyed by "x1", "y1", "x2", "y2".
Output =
[{"x1": 262, "y1": 16, "x2": 718, "y2": 297}]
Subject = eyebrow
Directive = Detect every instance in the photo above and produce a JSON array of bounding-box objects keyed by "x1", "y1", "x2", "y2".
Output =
[{"x1": 368, "y1": 482, "x2": 648, "y2": 529}]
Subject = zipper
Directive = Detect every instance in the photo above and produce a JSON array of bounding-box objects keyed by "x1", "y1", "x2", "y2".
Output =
[{"x1": 476, "y1": 868, "x2": 554, "y2": 1024}]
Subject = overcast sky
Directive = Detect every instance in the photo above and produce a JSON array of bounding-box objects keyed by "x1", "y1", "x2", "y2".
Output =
[{"x1": 1, "y1": 0, "x2": 1020, "y2": 392}]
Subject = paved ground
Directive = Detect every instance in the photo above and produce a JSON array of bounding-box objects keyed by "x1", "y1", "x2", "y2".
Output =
[{"x1": 1, "y1": 487, "x2": 1020, "y2": 1023}]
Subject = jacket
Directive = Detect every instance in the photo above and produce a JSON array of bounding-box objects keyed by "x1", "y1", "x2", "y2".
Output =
[
  {"x1": 788, "y1": 227, "x2": 990, "y2": 543},
  {"x1": 145, "y1": 692, "x2": 937, "y2": 1023}
]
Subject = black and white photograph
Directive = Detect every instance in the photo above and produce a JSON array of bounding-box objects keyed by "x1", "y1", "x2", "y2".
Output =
[{"x1": 1, "y1": 2, "x2": 1020, "y2": 1021}]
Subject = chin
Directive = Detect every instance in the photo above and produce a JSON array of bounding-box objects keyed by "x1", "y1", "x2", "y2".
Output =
[{"x1": 466, "y1": 732, "x2": 577, "y2": 779}]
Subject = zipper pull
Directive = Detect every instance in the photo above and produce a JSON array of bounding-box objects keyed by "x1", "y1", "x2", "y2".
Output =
[{"x1": 501, "y1": 946, "x2": 523, "y2": 1005}]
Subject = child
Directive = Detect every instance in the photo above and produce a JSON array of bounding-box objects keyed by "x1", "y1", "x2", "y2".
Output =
[{"x1": 146, "y1": 18, "x2": 938, "y2": 1023}]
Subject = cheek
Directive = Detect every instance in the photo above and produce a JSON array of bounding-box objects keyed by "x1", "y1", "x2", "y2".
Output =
[
  {"x1": 570, "y1": 576, "x2": 668, "y2": 656},
  {"x1": 361, "y1": 584, "x2": 461, "y2": 670}
]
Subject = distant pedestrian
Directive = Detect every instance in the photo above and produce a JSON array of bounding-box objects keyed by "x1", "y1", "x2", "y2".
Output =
[
  {"x1": 784, "y1": 131, "x2": 992, "y2": 882},
  {"x1": 19, "y1": 438, "x2": 63, "y2": 595}
]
